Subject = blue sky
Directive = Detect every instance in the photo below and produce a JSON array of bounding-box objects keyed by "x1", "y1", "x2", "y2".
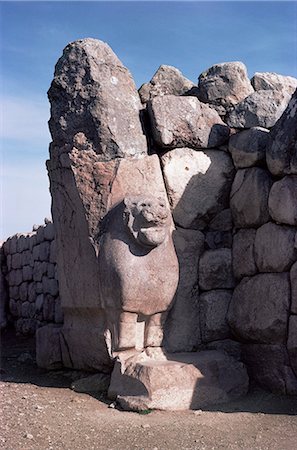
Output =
[{"x1": 1, "y1": 1, "x2": 297, "y2": 240}]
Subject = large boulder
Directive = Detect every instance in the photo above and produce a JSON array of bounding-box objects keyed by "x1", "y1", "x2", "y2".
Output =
[
  {"x1": 269, "y1": 176, "x2": 297, "y2": 225},
  {"x1": 232, "y1": 229, "x2": 257, "y2": 279},
  {"x1": 251, "y1": 72, "x2": 297, "y2": 96},
  {"x1": 197, "y1": 62, "x2": 253, "y2": 115},
  {"x1": 200, "y1": 290, "x2": 232, "y2": 343},
  {"x1": 254, "y1": 222, "x2": 296, "y2": 272},
  {"x1": 148, "y1": 95, "x2": 229, "y2": 149},
  {"x1": 161, "y1": 148, "x2": 234, "y2": 229},
  {"x1": 199, "y1": 248, "x2": 235, "y2": 290},
  {"x1": 230, "y1": 168, "x2": 273, "y2": 228},
  {"x1": 227, "y1": 273, "x2": 290, "y2": 344},
  {"x1": 164, "y1": 228, "x2": 204, "y2": 352},
  {"x1": 138, "y1": 65, "x2": 195, "y2": 103},
  {"x1": 226, "y1": 90, "x2": 291, "y2": 129},
  {"x1": 266, "y1": 90, "x2": 297, "y2": 176},
  {"x1": 228, "y1": 127, "x2": 269, "y2": 169},
  {"x1": 108, "y1": 351, "x2": 249, "y2": 410}
]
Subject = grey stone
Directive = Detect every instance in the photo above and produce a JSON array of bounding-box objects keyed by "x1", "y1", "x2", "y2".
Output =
[
  {"x1": 9, "y1": 236, "x2": 17, "y2": 254},
  {"x1": 139, "y1": 64, "x2": 195, "y2": 103},
  {"x1": 71, "y1": 373, "x2": 110, "y2": 393},
  {"x1": 290, "y1": 262, "x2": 297, "y2": 314},
  {"x1": 22, "y1": 250, "x2": 32, "y2": 267},
  {"x1": 251, "y1": 72, "x2": 297, "y2": 95},
  {"x1": 9, "y1": 286, "x2": 19, "y2": 301},
  {"x1": 228, "y1": 127, "x2": 269, "y2": 168},
  {"x1": 226, "y1": 90, "x2": 291, "y2": 129},
  {"x1": 232, "y1": 229, "x2": 257, "y2": 279},
  {"x1": 9, "y1": 269, "x2": 22, "y2": 287},
  {"x1": 254, "y1": 222, "x2": 296, "y2": 272},
  {"x1": 266, "y1": 90, "x2": 297, "y2": 176},
  {"x1": 228, "y1": 273, "x2": 290, "y2": 344},
  {"x1": 44, "y1": 223, "x2": 55, "y2": 241},
  {"x1": 36, "y1": 226, "x2": 45, "y2": 244},
  {"x1": 198, "y1": 62, "x2": 254, "y2": 115},
  {"x1": 11, "y1": 253, "x2": 22, "y2": 270},
  {"x1": 33, "y1": 261, "x2": 47, "y2": 282},
  {"x1": 287, "y1": 315, "x2": 297, "y2": 378},
  {"x1": 47, "y1": 263, "x2": 55, "y2": 279},
  {"x1": 209, "y1": 209, "x2": 233, "y2": 231},
  {"x1": 148, "y1": 95, "x2": 229, "y2": 149},
  {"x1": 268, "y1": 176, "x2": 297, "y2": 225},
  {"x1": 17, "y1": 234, "x2": 30, "y2": 253},
  {"x1": 21, "y1": 301, "x2": 30, "y2": 318},
  {"x1": 39, "y1": 241, "x2": 50, "y2": 262},
  {"x1": 161, "y1": 148, "x2": 234, "y2": 229},
  {"x1": 19, "y1": 282, "x2": 28, "y2": 302},
  {"x1": 9, "y1": 299, "x2": 18, "y2": 317},
  {"x1": 109, "y1": 351, "x2": 248, "y2": 411},
  {"x1": 54, "y1": 298, "x2": 64, "y2": 324},
  {"x1": 242, "y1": 344, "x2": 297, "y2": 395},
  {"x1": 204, "y1": 339, "x2": 242, "y2": 361},
  {"x1": 36, "y1": 325, "x2": 63, "y2": 369},
  {"x1": 205, "y1": 231, "x2": 232, "y2": 250},
  {"x1": 27, "y1": 283, "x2": 36, "y2": 303},
  {"x1": 6, "y1": 254, "x2": 11, "y2": 271},
  {"x1": 49, "y1": 240, "x2": 57, "y2": 264},
  {"x1": 199, "y1": 248, "x2": 235, "y2": 290},
  {"x1": 164, "y1": 228, "x2": 204, "y2": 352},
  {"x1": 48, "y1": 38, "x2": 147, "y2": 160},
  {"x1": 230, "y1": 168, "x2": 272, "y2": 228},
  {"x1": 43, "y1": 295, "x2": 55, "y2": 322},
  {"x1": 200, "y1": 290, "x2": 232, "y2": 343},
  {"x1": 42, "y1": 276, "x2": 59, "y2": 297},
  {"x1": 35, "y1": 282, "x2": 43, "y2": 295},
  {"x1": 22, "y1": 265, "x2": 33, "y2": 282},
  {"x1": 35, "y1": 294, "x2": 44, "y2": 312}
]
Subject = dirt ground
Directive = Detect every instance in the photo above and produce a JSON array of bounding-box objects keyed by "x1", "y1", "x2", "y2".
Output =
[{"x1": 1, "y1": 328, "x2": 297, "y2": 450}]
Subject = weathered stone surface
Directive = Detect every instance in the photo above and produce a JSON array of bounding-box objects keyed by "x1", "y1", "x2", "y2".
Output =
[
  {"x1": 266, "y1": 90, "x2": 297, "y2": 175},
  {"x1": 199, "y1": 249, "x2": 235, "y2": 290},
  {"x1": 205, "y1": 230, "x2": 232, "y2": 250},
  {"x1": 254, "y1": 222, "x2": 296, "y2": 272},
  {"x1": 22, "y1": 265, "x2": 33, "y2": 282},
  {"x1": 44, "y1": 223, "x2": 55, "y2": 241},
  {"x1": 242, "y1": 344, "x2": 297, "y2": 394},
  {"x1": 200, "y1": 290, "x2": 232, "y2": 343},
  {"x1": 268, "y1": 176, "x2": 297, "y2": 225},
  {"x1": 11, "y1": 253, "x2": 22, "y2": 270},
  {"x1": 198, "y1": 62, "x2": 253, "y2": 115},
  {"x1": 71, "y1": 373, "x2": 110, "y2": 393},
  {"x1": 251, "y1": 72, "x2": 297, "y2": 96},
  {"x1": 209, "y1": 209, "x2": 233, "y2": 231},
  {"x1": 161, "y1": 148, "x2": 234, "y2": 229},
  {"x1": 36, "y1": 324, "x2": 63, "y2": 369},
  {"x1": 232, "y1": 229, "x2": 257, "y2": 279},
  {"x1": 204, "y1": 339, "x2": 242, "y2": 361},
  {"x1": 287, "y1": 316, "x2": 297, "y2": 378},
  {"x1": 33, "y1": 261, "x2": 47, "y2": 282},
  {"x1": 228, "y1": 127, "x2": 269, "y2": 168},
  {"x1": 0, "y1": 249, "x2": 8, "y2": 329},
  {"x1": 19, "y1": 282, "x2": 28, "y2": 302},
  {"x1": 228, "y1": 273, "x2": 290, "y2": 344},
  {"x1": 164, "y1": 228, "x2": 204, "y2": 352},
  {"x1": 226, "y1": 90, "x2": 291, "y2": 129},
  {"x1": 139, "y1": 65, "x2": 195, "y2": 103},
  {"x1": 108, "y1": 351, "x2": 248, "y2": 410},
  {"x1": 148, "y1": 95, "x2": 229, "y2": 149},
  {"x1": 48, "y1": 38, "x2": 147, "y2": 160},
  {"x1": 230, "y1": 168, "x2": 272, "y2": 228},
  {"x1": 290, "y1": 262, "x2": 297, "y2": 315},
  {"x1": 98, "y1": 195, "x2": 179, "y2": 352}
]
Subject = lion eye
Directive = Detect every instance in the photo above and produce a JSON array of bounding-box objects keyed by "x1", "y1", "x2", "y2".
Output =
[{"x1": 141, "y1": 203, "x2": 147, "y2": 207}]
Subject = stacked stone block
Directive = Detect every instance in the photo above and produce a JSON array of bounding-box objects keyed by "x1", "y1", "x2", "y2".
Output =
[{"x1": 2, "y1": 221, "x2": 62, "y2": 335}]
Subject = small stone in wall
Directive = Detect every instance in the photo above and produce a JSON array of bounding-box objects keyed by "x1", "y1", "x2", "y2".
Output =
[
  {"x1": 232, "y1": 229, "x2": 257, "y2": 279},
  {"x1": 200, "y1": 289, "x2": 232, "y2": 342},
  {"x1": 268, "y1": 176, "x2": 297, "y2": 226},
  {"x1": 228, "y1": 127, "x2": 269, "y2": 169},
  {"x1": 199, "y1": 248, "x2": 235, "y2": 290}
]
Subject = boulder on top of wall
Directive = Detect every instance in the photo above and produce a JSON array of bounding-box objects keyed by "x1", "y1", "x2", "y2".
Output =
[
  {"x1": 230, "y1": 167, "x2": 272, "y2": 228},
  {"x1": 197, "y1": 62, "x2": 254, "y2": 116},
  {"x1": 254, "y1": 222, "x2": 297, "y2": 273},
  {"x1": 200, "y1": 289, "x2": 232, "y2": 343},
  {"x1": 48, "y1": 38, "x2": 147, "y2": 160},
  {"x1": 228, "y1": 127, "x2": 269, "y2": 169},
  {"x1": 251, "y1": 72, "x2": 297, "y2": 96},
  {"x1": 227, "y1": 273, "x2": 290, "y2": 344},
  {"x1": 232, "y1": 229, "x2": 257, "y2": 279},
  {"x1": 148, "y1": 95, "x2": 229, "y2": 149},
  {"x1": 161, "y1": 148, "x2": 234, "y2": 229},
  {"x1": 199, "y1": 248, "x2": 235, "y2": 290},
  {"x1": 138, "y1": 65, "x2": 195, "y2": 104},
  {"x1": 266, "y1": 90, "x2": 297, "y2": 176},
  {"x1": 226, "y1": 90, "x2": 291, "y2": 129},
  {"x1": 268, "y1": 176, "x2": 297, "y2": 226}
]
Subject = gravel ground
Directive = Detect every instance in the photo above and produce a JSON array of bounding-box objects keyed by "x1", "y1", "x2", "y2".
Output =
[{"x1": 1, "y1": 328, "x2": 297, "y2": 450}]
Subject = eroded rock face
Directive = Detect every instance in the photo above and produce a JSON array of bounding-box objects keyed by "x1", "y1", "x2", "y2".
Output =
[
  {"x1": 200, "y1": 290, "x2": 232, "y2": 343},
  {"x1": 228, "y1": 127, "x2": 269, "y2": 169},
  {"x1": 266, "y1": 90, "x2": 297, "y2": 176},
  {"x1": 148, "y1": 95, "x2": 229, "y2": 149},
  {"x1": 198, "y1": 62, "x2": 253, "y2": 115},
  {"x1": 251, "y1": 72, "x2": 297, "y2": 96},
  {"x1": 232, "y1": 229, "x2": 257, "y2": 279},
  {"x1": 161, "y1": 148, "x2": 234, "y2": 229},
  {"x1": 199, "y1": 249, "x2": 235, "y2": 290},
  {"x1": 139, "y1": 65, "x2": 195, "y2": 104},
  {"x1": 269, "y1": 176, "x2": 297, "y2": 226}
]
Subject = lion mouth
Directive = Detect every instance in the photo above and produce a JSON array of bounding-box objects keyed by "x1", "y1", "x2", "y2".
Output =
[{"x1": 138, "y1": 227, "x2": 167, "y2": 247}]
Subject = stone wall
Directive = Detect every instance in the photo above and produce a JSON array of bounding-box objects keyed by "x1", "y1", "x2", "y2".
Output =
[{"x1": 1, "y1": 221, "x2": 62, "y2": 335}]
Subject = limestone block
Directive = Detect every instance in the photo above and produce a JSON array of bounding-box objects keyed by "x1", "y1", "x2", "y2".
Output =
[
  {"x1": 287, "y1": 316, "x2": 297, "y2": 378},
  {"x1": 242, "y1": 344, "x2": 297, "y2": 395},
  {"x1": 290, "y1": 262, "x2": 297, "y2": 314},
  {"x1": 228, "y1": 273, "x2": 290, "y2": 344},
  {"x1": 232, "y1": 229, "x2": 257, "y2": 279},
  {"x1": 42, "y1": 276, "x2": 59, "y2": 297},
  {"x1": 251, "y1": 72, "x2": 297, "y2": 95},
  {"x1": 164, "y1": 228, "x2": 204, "y2": 352},
  {"x1": 268, "y1": 176, "x2": 297, "y2": 225},
  {"x1": 205, "y1": 231, "x2": 232, "y2": 250},
  {"x1": 48, "y1": 38, "x2": 147, "y2": 159},
  {"x1": 230, "y1": 168, "x2": 272, "y2": 228},
  {"x1": 148, "y1": 95, "x2": 229, "y2": 149},
  {"x1": 33, "y1": 261, "x2": 47, "y2": 282},
  {"x1": 228, "y1": 127, "x2": 269, "y2": 169},
  {"x1": 197, "y1": 62, "x2": 253, "y2": 115},
  {"x1": 199, "y1": 248, "x2": 234, "y2": 290},
  {"x1": 36, "y1": 324, "x2": 63, "y2": 369},
  {"x1": 139, "y1": 64, "x2": 195, "y2": 103},
  {"x1": 161, "y1": 148, "x2": 234, "y2": 229},
  {"x1": 200, "y1": 290, "x2": 232, "y2": 342},
  {"x1": 108, "y1": 351, "x2": 248, "y2": 410},
  {"x1": 19, "y1": 282, "x2": 28, "y2": 302},
  {"x1": 254, "y1": 222, "x2": 296, "y2": 272},
  {"x1": 226, "y1": 90, "x2": 291, "y2": 129},
  {"x1": 23, "y1": 265, "x2": 33, "y2": 282},
  {"x1": 27, "y1": 283, "x2": 36, "y2": 303},
  {"x1": 266, "y1": 90, "x2": 297, "y2": 176},
  {"x1": 144, "y1": 313, "x2": 165, "y2": 348},
  {"x1": 209, "y1": 209, "x2": 233, "y2": 231},
  {"x1": 44, "y1": 223, "x2": 55, "y2": 241},
  {"x1": 11, "y1": 253, "x2": 22, "y2": 270}
]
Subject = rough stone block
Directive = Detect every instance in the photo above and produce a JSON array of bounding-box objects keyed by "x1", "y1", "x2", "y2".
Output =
[
  {"x1": 287, "y1": 316, "x2": 297, "y2": 379},
  {"x1": 44, "y1": 223, "x2": 55, "y2": 241},
  {"x1": 23, "y1": 265, "x2": 33, "y2": 282},
  {"x1": 49, "y1": 240, "x2": 57, "y2": 263},
  {"x1": 36, "y1": 324, "x2": 63, "y2": 369},
  {"x1": 9, "y1": 269, "x2": 22, "y2": 287},
  {"x1": 22, "y1": 250, "x2": 32, "y2": 267},
  {"x1": 199, "y1": 248, "x2": 234, "y2": 290},
  {"x1": 27, "y1": 283, "x2": 36, "y2": 303},
  {"x1": 290, "y1": 262, "x2": 297, "y2": 314},
  {"x1": 228, "y1": 127, "x2": 269, "y2": 169},
  {"x1": 21, "y1": 301, "x2": 30, "y2": 318},
  {"x1": 33, "y1": 261, "x2": 47, "y2": 282},
  {"x1": 205, "y1": 231, "x2": 232, "y2": 250},
  {"x1": 232, "y1": 229, "x2": 257, "y2": 279},
  {"x1": 209, "y1": 209, "x2": 233, "y2": 231},
  {"x1": 39, "y1": 241, "x2": 50, "y2": 262},
  {"x1": 11, "y1": 253, "x2": 22, "y2": 270},
  {"x1": 9, "y1": 286, "x2": 19, "y2": 301},
  {"x1": 269, "y1": 176, "x2": 297, "y2": 226},
  {"x1": 42, "y1": 276, "x2": 59, "y2": 297},
  {"x1": 43, "y1": 295, "x2": 55, "y2": 322},
  {"x1": 200, "y1": 290, "x2": 232, "y2": 343},
  {"x1": 47, "y1": 263, "x2": 55, "y2": 279},
  {"x1": 19, "y1": 282, "x2": 28, "y2": 301}
]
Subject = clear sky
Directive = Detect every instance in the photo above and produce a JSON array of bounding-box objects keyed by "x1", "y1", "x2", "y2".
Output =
[{"x1": 1, "y1": 1, "x2": 297, "y2": 240}]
